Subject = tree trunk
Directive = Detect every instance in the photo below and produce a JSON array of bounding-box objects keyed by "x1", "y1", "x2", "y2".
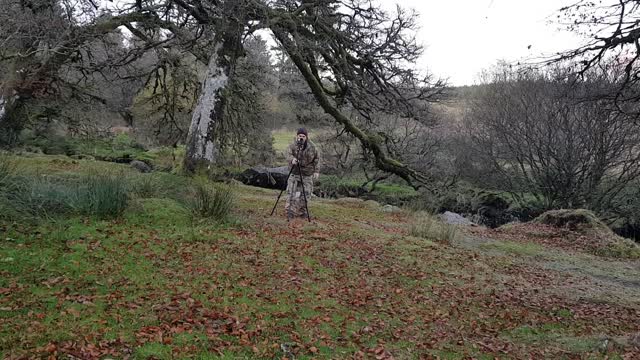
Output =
[
  {"x1": 0, "y1": 96, "x2": 5, "y2": 122},
  {"x1": 0, "y1": 95, "x2": 23, "y2": 147},
  {"x1": 183, "y1": 44, "x2": 231, "y2": 173}
]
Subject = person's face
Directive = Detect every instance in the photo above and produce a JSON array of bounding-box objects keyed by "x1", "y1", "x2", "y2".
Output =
[{"x1": 296, "y1": 133, "x2": 307, "y2": 143}]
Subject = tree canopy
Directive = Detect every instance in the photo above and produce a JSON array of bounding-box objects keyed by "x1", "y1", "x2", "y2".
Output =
[{"x1": 0, "y1": 0, "x2": 446, "y2": 187}]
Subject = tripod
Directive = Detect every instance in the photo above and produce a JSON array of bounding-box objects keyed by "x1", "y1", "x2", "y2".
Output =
[{"x1": 270, "y1": 143, "x2": 312, "y2": 222}]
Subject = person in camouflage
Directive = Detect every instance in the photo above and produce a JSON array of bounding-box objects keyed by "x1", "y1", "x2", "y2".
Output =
[{"x1": 285, "y1": 128, "x2": 320, "y2": 220}]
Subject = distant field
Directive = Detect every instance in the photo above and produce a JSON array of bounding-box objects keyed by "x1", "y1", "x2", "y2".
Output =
[{"x1": 271, "y1": 129, "x2": 294, "y2": 154}]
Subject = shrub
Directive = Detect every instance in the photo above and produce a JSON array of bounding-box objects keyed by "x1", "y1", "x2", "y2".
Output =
[{"x1": 187, "y1": 182, "x2": 234, "y2": 221}]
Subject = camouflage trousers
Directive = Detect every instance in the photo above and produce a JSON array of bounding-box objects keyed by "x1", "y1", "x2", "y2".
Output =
[{"x1": 285, "y1": 174, "x2": 313, "y2": 219}]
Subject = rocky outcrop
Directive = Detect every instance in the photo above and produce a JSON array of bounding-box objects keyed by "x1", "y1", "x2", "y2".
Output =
[
  {"x1": 239, "y1": 166, "x2": 290, "y2": 190},
  {"x1": 130, "y1": 160, "x2": 152, "y2": 173}
]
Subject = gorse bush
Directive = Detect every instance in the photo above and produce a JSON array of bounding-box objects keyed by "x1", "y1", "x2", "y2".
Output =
[{"x1": 188, "y1": 182, "x2": 234, "y2": 221}]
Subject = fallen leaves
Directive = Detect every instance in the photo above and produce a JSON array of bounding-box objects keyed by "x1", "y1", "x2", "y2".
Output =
[{"x1": 3, "y1": 187, "x2": 640, "y2": 359}]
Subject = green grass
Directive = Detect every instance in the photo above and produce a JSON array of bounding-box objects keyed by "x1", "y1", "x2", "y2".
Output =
[
  {"x1": 271, "y1": 130, "x2": 294, "y2": 153},
  {"x1": 1, "y1": 154, "x2": 639, "y2": 359},
  {"x1": 480, "y1": 240, "x2": 546, "y2": 256},
  {"x1": 315, "y1": 175, "x2": 417, "y2": 205}
]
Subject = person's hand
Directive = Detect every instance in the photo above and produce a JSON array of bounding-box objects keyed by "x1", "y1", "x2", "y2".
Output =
[
  {"x1": 313, "y1": 172, "x2": 320, "y2": 180},
  {"x1": 292, "y1": 158, "x2": 298, "y2": 165}
]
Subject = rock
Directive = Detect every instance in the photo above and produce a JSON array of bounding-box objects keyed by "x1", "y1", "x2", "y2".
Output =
[
  {"x1": 381, "y1": 204, "x2": 401, "y2": 213},
  {"x1": 364, "y1": 200, "x2": 381, "y2": 208},
  {"x1": 438, "y1": 211, "x2": 474, "y2": 226},
  {"x1": 239, "y1": 166, "x2": 290, "y2": 190},
  {"x1": 130, "y1": 160, "x2": 152, "y2": 173}
]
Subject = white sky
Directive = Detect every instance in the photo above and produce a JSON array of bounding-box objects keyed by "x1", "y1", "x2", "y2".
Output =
[{"x1": 384, "y1": 0, "x2": 584, "y2": 86}]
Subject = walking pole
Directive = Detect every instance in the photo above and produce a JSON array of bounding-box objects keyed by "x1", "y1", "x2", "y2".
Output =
[
  {"x1": 296, "y1": 160, "x2": 312, "y2": 222},
  {"x1": 270, "y1": 165, "x2": 295, "y2": 216}
]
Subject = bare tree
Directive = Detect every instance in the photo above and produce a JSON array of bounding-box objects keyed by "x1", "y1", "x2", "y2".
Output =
[
  {"x1": 465, "y1": 63, "x2": 640, "y2": 210},
  {"x1": 553, "y1": 0, "x2": 640, "y2": 116}
]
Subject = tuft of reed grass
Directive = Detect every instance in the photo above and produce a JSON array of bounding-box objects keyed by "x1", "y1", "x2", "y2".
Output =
[
  {"x1": 187, "y1": 182, "x2": 234, "y2": 222},
  {"x1": 410, "y1": 212, "x2": 459, "y2": 245},
  {"x1": 78, "y1": 174, "x2": 129, "y2": 218}
]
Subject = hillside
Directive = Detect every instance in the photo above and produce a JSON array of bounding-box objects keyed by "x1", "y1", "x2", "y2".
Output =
[{"x1": 1, "y1": 156, "x2": 639, "y2": 359}]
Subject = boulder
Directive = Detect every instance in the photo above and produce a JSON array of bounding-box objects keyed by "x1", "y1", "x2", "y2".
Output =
[
  {"x1": 239, "y1": 166, "x2": 290, "y2": 190},
  {"x1": 381, "y1": 204, "x2": 401, "y2": 213},
  {"x1": 438, "y1": 211, "x2": 474, "y2": 226},
  {"x1": 130, "y1": 160, "x2": 152, "y2": 173}
]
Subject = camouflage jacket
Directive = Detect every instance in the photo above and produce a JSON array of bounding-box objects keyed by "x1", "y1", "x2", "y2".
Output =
[{"x1": 287, "y1": 140, "x2": 321, "y2": 176}]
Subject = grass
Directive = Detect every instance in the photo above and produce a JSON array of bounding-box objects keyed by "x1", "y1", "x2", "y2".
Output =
[
  {"x1": 480, "y1": 241, "x2": 546, "y2": 256},
  {"x1": 410, "y1": 212, "x2": 459, "y2": 244},
  {"x1": 0, "y1": 155, "x2": 196, "y2": 222},
  {"x1": 186, "y1": 181, "x2": 235, "y2": 221},
  {"x1": 1, "y1": 171, "x2": 129, "y2": 220},
  {"x1": 316, "y1": 175, "x2": 418, "y2": 205},
  {"x1": 271, "y1": 129, "x2": 294, "y2": 153},
  {"x1": 0, "y1": 154, "x2": 639, "y2": 359},
  {"x1": 79, "y1": 174, "x2": 129, "y2": 218}
]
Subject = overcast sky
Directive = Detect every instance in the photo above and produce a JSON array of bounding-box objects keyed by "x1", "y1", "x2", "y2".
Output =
[{"x1": 386, "y1": 0, "x2": 583, "y2": 86}]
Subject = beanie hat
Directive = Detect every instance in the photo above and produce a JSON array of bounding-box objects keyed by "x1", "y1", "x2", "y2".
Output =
[{"x1": 296, "y1": 127, "x2": 308, "y2": 136}]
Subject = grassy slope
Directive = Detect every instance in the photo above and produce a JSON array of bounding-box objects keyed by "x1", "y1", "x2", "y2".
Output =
[
  {"x1": 271, "y1": 130, "x2": 294, "y2": 154},
  {"x1": 1, "y1": 156, "x2": 639, "y2": 359}
]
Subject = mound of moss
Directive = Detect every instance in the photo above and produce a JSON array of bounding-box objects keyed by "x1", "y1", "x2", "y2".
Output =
[
  {"x1": 534, "y1": 209, "x2": 608, "y2": 230},
  {"x1": 530, "y1": 209, "x2": 640, "y2": 259}
]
